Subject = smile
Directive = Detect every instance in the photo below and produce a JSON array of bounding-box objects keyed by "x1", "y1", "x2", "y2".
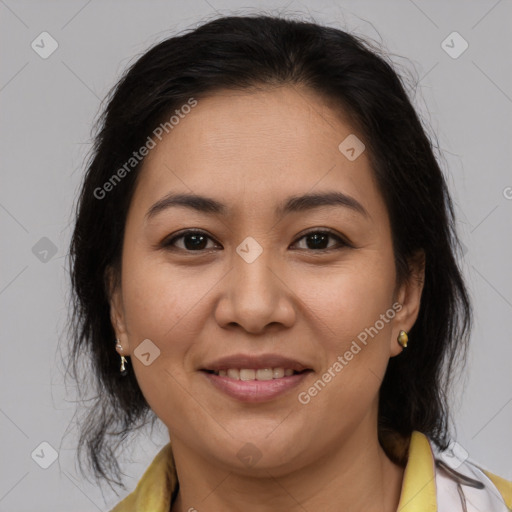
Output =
[
  {"x1": 201, "y1": 368, "x2": 312, "y2": 402},
  {"x1": 207, "y1": 368, "x2": 302, "y2": 380}
]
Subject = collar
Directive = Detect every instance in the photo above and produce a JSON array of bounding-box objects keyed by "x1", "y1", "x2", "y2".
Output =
[
  {"x1": 110, "y1": 430, "x2": 438, "y2": 512},
  {"x1": 396, "y1": 431, "x2": 437, "y2": 511}
]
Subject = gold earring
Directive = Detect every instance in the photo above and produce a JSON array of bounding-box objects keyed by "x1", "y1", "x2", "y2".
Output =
[
  {"x1": 120, "y1": 355, "x2": 128, "y2": 376},
  {"x1": 115, "y1": 339, "x2": 128, "y2": 376},
  {"x1": 397, "y1": 330, "x2": 408, "y2": 348}
]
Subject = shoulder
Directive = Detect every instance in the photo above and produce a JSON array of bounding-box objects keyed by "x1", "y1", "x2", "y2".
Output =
[
  {"x1": 432, "y1": 439, "x2": 512, "y2": 511},
  {"x1": 109, "y1": 443, "x2": 177, "y2": 512},
  {"x1": 481, "y1": 470, "x2": 512, "y2": 508}
]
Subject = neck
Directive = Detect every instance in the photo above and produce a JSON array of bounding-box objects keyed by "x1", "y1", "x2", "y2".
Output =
[{"x1": 170, "y1": 421, "x2": 405, "y2": 512}]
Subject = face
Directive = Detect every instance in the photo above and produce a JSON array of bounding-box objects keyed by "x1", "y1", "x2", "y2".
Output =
[{"x1": 110, "y1": 85, "x2": 423, "y2": 475}]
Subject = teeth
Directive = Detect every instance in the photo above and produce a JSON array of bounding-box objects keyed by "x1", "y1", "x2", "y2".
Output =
[
  {"x1": 240, "y1": 369, "x2": 255, "y2": 381},
  {"x1": 256, "y1": 368, "x2": 273, "y2": 381},
  {"x1": 227, "y1": 369, "x2": 239, "y2": 380},
  {"x1": 212, "y1": 367, "x2": 300, "y2": 380},
  {"x1": 273, "y1": 368, "x2": 284, "y2": 378}
]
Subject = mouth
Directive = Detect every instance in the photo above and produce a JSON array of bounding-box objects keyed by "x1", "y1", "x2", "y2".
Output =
[
  {"x1": 202, "y1": 368, "x2": 308, "y2": 380},
  {"x1": 199, "y1": 354, "x2": 313, "y2": 402}
]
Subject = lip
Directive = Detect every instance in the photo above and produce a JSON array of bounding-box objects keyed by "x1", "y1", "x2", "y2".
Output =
[
  {"x1": 200, "y1": 353, "x2": 311, "y2": 373},
  {"x1": 201, "y1": 370, "x2": 312, "y2": 403}
]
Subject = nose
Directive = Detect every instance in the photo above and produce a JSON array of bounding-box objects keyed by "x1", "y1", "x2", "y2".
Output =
[{"x1": 214, "y1": 243, "x2": 296, "y2": 334}]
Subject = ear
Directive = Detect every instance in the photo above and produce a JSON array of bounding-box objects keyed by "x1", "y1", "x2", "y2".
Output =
[
  {"x1": 389, "y1": 250, "x2": 425, "y2": 357},
  {"x1": 105, "y1": 266, "x2": 131, "y2": 355}
]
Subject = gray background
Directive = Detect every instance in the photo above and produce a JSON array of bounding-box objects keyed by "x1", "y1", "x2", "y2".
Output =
[{"x1": 1, "y1": 0, "x2": 511, "y2": 510}]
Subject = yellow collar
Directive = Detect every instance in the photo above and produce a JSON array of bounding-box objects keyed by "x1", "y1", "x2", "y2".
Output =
[
  {"x1": 396, "y1": 431, "x2": 436, "y2": 511},
  {"x1": 111, "y1": 431, "x2": 438, "y2": 512}
]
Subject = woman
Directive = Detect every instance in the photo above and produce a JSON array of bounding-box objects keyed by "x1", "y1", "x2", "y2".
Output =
[{"x1": 68, "y1": 14, "x2": 511, "y2": 512}]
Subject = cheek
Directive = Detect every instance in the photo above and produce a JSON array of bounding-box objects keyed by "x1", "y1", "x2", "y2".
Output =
[
  {"x1": 121, "y1": 252, "x2": 206, "y2": 342},
  {"x1": 292, "y1": 251, "x2": 396, "y2": 412},
  {"x1": 119, "y1": 252, "x2": 220, "y2": 418},
  {"x1": 120, "y1": 263, "x2": 195, "y2": 425},
  {"x1": 295, "y1": 249, "x2": 396, "y2": 342}
]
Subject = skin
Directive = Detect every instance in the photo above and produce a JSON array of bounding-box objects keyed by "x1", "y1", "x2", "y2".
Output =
[{"x1": 110, "y1": 85, "x2": 425, "y2": 512}]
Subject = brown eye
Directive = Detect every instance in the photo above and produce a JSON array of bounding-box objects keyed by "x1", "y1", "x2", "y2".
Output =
[
  {"x1": 162, "y1": 229, "x2": 350, "y2": 253},
  {"x1": 163, "y1": 230, "x2": 219, "y2": 251},
  {"x1": 293, "y1": 230, "x2": 349, "y2": 251}
]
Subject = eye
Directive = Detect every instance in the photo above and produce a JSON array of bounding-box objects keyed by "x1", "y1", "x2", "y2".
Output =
[
  {"x1": 161, "y1": 228, "x2": 351, "y2": 253},
  {"x1": 291, "y1": 230, "x2": 350, "y2": 251},
  {"x1": 162, "y1": 230, "x2": 220, "y2": 251}
]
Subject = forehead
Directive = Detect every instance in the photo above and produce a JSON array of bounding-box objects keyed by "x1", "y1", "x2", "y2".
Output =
[{"x1": 129, "y1": 86, "x2": 385, "y2": 221}]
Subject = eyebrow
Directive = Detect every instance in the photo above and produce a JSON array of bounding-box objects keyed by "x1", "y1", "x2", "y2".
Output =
[{"x1": 145, "y1": 190, "x2": 369, "y2": 221}]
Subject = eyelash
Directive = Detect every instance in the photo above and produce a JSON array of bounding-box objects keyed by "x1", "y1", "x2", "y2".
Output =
[{"x1": 161, "y1": 229, "x2": 352, "y2": 253}]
